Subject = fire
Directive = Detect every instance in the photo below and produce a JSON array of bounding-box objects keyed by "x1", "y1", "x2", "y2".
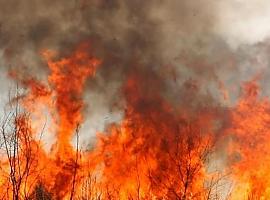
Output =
[
  {"x1": 85, "y1": 72, "x2": 217, "y2": 199},
  {"x1": 0, "y1": 42, "x2": 100, "y2": 199},
  {"x1": 0, "y1": 43, "x2": 222, "y2": 199},
  {"x1": 227, "y1": 80, "x2": 270, "y2": 199},
  {"x1": 3, "y1": 41, "x2": 270, "y2": 200}
]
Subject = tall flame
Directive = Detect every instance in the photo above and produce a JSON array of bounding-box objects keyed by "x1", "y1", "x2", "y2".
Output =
[
  {"x1": 1, "y1": 42, "x2": 100, "y2": 199},
  {"x1": 228, "y1": 80, "x2": 270, "y2": 199},
  {"x1": 3, "y1": 42, "x2": 270, "y2": 200}
]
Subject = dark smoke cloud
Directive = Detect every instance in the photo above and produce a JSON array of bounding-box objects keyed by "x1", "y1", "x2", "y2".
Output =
[
  {"x1": 3, "y1": 2, "x2": 270, "y2": 198},
  {"x1": 1, "y1": 0, "x2": 270, "y2": 146}
]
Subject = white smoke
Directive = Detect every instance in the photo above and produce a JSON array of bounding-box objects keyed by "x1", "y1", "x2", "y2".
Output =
[{"x1": 216, "y1": 0, "x2": 270, "y2": 48}]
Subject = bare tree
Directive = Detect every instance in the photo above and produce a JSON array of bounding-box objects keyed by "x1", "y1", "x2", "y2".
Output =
[
  {"x1": 0, "y1": 88, "x2": 41, "y2": 200},
  {"x1": 144, "y1": 123, "x2": 228, "y2": 200}
]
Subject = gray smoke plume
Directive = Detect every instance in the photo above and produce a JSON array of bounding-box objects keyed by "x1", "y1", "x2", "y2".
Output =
[
  {"x1": 2, "y1": 1, "x2": 270, "y2": 198},
  {"x1": 1, "y1": 0, "x2": 270, "y2": 172}
]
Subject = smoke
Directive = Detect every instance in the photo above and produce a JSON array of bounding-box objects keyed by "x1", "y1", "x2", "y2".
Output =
[
  {"x1": 2, "y1": 0, "x2": 270, "y2": 198},
  {"x1": 1, "y1": 0, "x2": 270, "y2": 158},
  {"x1": 216, "y1": 0, "x2": 270, "y2": 48}
]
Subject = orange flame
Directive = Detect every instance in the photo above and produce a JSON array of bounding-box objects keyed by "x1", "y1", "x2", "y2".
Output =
[
  {"x1": 1, "y1": 42, "x2": 100, "y2": 199},
  {"x1": 228, "y1": 80, "x2": 270, "y2": 199},
  {"x1": 6, "y1": 42, "x2": 270, "y2": 200}
]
